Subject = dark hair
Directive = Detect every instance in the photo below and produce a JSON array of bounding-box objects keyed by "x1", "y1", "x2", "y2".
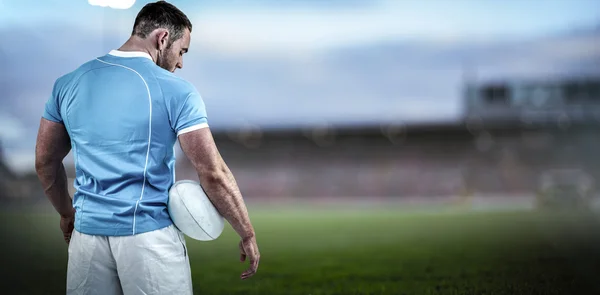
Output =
[{"x1": 132, "y1": 1, "x2": 192, "y2": 47}]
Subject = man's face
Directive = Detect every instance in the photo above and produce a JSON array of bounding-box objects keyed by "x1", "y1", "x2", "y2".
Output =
[{"x1": 157, "y1": 28, "x2": 190, "y2": 73}]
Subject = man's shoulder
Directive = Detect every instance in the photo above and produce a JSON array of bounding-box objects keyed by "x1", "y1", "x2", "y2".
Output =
[
  {"x1": 52, "y1": 59, "x2": 98, "y2": 90},
  {"x1": 152, "y1": 70, "x2": 197, "y2": 96}
]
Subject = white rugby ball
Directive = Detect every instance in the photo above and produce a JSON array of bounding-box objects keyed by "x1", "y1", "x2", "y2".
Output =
[{"x1": 168, "y1": 180, "x2": 225, "y2": 241}]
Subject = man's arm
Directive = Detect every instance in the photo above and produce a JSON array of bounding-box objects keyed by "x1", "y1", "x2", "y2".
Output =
[
  {"x1": 178, "y1": 127, "x2": 254, "y2": 238},
  {"x1": 178, "y1": 127, "x2": 259, "y2": 279},
  {"x1": 35, "y1": 118, "x2": 73, "y2": 218}
]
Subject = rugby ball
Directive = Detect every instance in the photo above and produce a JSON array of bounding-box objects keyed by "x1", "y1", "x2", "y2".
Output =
[{"x1": 168, "y1": 180, "x2": 225, "y2": 241}]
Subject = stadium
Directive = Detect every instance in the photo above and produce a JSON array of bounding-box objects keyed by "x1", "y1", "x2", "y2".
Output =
[
  {"x1": 1, "y1": 1, "x2": 600, "y2": 294},
  {"x1": 2, "y1": 73, "x2": 600, "y2": 294}
]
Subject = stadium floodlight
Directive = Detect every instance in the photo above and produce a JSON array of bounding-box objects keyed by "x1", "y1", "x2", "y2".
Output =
[{"x1": 88, "y1": 0, "x2": 136, "y2": 9}]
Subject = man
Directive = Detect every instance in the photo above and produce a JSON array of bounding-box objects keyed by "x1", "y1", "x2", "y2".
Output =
[{"x1": 34, "y1": 1, "x2": 259, "y2": 294}]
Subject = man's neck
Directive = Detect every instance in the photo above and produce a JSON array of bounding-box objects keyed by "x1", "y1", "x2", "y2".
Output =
[{"x1": 117, "y1": 37, "x2": 157, "y2": 62}]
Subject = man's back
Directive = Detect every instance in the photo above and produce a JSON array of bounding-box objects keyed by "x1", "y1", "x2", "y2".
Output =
[{"x1": 43, "y1": 50, "x2": 208, "y2": 236}]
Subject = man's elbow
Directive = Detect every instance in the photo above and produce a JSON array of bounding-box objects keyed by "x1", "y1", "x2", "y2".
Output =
[
  {"x1": 198, "y1": 166, "x2": 228, "y2": 186},
  {"x1": 35, "y1": 158, "x2": 47, "y2": 176},
  {"x1": 35, "y1": 155, "x2": 57, "y2": 176}
]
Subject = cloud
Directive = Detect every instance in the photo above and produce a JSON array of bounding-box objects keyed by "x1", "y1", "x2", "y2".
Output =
[
  {"x1": 88, "y1": 0, "x2": 136, "y2": 10},
  {"x1": 535, "y1": 35, "x2": 600, "y2": 61},
  {"x1": 193, "y1": 9, "x2": 394, "y2": 52},
  {"x1": 190, "y1": 4, "x2": 498, "y2": 54},
  {"x1": 0, "y1": 113, "x2": 26, "y2": 142},
  {"x1": 2, "y1": 149, "x2": 35, "y2": 174},
  {"x1": 187, "y1": 0, "x2": 600, "y2": 53},
  {"x1": 1, "y1": 22, "x2": 599, "y2": 141},
  {"x1": 464, "y1": 29, "x2": 600, "y2": 81}
]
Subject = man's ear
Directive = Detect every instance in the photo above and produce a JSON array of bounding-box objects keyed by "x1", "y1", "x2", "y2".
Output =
[{"x1": 155, "y1": 29, "x2": 170, "y2": 51}]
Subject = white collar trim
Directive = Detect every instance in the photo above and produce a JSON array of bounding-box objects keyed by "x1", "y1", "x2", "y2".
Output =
[{"x1": 108, "y1": 50, "x2": 153, "y2": 61}]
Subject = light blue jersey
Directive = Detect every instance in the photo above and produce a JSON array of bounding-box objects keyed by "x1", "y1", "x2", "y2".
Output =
[{"x1": 43, "y1": 50, "x2": 209, "y2": 236}]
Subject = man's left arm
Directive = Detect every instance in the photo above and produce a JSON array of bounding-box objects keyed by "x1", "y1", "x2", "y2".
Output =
[{"x1": 35, "y1": 118, "x2": 75, "y2": 243}]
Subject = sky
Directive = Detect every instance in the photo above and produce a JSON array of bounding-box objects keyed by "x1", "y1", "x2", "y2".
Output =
[
  {"x1": 0, "y1": 0, "x2": 599, "y2": 172},
  {"x1": 1, "y1": 0, "x2": 599, "y2": 49}
]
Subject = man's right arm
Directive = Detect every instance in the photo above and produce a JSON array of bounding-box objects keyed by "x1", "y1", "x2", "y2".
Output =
[{"x1": 178, "y1": 127, "x2": 259, "y2": 279}]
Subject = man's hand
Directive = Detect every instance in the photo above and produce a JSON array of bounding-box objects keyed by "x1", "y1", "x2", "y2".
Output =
[
  {"x1": 60, "y1": 208, "x2": 76, "y2": 244},
  {"x1": 239, "y1": 236, "x2": 260, "y2": 280}
]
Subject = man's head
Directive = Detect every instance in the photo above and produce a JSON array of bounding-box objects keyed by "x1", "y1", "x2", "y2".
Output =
[{"x1": 132, "y1": 1, "x2": 192, "y2": 72}]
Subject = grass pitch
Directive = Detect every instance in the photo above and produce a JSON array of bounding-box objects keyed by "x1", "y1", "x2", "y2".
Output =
[{"x1": 1, "y1": 206, "x2": 599, "y2": 294}]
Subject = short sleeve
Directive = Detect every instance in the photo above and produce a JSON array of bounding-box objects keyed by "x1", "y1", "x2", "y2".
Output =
[
  {"x1": 42, "y1": 82, "x2": 63, "y2": 123},
  {"x1": 172, "y1": 91, "x2": 209, "y2": 136}
]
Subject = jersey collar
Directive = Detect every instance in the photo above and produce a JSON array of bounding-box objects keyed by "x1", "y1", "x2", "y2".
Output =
[{"x1": 108, "y1": 50, "x2": 153, "y2": 61}]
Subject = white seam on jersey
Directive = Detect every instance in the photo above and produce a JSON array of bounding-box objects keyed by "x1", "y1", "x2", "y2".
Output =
[
  {"x1": 96, "y1": 58, "x2": 152, "y2": 235},
  {"x1": 177, "y1": 123, "x2": 209, "y2": 136}
]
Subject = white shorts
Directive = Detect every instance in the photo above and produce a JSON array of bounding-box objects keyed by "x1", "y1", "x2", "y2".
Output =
[{"x1": 66, "y1": 224, "x2": 193, "y2": 295}]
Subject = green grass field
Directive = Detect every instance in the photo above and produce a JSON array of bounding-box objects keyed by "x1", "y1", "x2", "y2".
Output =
[{"x1": 1, "y1": 206, "x2": 600, "y2": 294}]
